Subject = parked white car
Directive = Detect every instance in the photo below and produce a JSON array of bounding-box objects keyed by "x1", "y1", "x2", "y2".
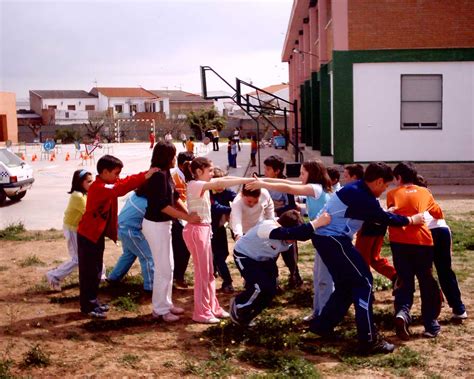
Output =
[{"x1": 0, "y1": 148, "x2": 34, "y2": 204}]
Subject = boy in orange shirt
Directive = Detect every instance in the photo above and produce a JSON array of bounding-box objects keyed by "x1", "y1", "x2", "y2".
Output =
[{"x1": 387, "y1": 162, "x2": 444, "y2": 339}]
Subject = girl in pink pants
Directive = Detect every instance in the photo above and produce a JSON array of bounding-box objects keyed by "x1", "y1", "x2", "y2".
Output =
[{"x1": 182, "y1": 157, "x2": 254, "y2": 324}]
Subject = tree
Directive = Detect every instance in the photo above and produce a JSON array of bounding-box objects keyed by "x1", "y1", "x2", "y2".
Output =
[{"x1": 186, "y1": 108, "x2": 226, "y2": 140}]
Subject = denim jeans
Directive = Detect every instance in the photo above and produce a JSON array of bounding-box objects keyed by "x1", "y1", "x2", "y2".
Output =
[{"x1": 108, "y1": 229, "x2": 154, "y2": 291}]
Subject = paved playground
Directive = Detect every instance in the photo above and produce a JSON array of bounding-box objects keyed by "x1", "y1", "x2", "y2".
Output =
[{"x1": 0, "y1": 141, "x2": 250, "y2": 230}]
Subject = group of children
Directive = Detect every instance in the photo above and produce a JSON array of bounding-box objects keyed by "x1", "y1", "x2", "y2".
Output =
[{"x1": 45, "y1": 145, "x2": 467, "y2": 355}]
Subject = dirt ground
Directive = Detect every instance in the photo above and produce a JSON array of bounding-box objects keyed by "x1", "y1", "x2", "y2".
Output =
[{"x1": 0, "y1": 198, "x2": 473, "y2": 377}]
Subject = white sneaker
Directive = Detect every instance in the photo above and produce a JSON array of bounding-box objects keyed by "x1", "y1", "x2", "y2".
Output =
[
  {"x1": 452, "y1": 311, "x2": 468, "y2": 320},
  {"x1": 215, "y1": 310, "x2": 230, "y2": 319},
  {"x1": 46, "y1": 273, "x2": 61, "y2": 291},
  {"x1": 303, "y1": 313, "x2": 314, "y2": 322}
]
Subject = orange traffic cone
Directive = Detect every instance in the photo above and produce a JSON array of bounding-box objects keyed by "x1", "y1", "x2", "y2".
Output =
[
  {"x1": 49, "y1": 153, "x2": 55, "y2": 162},
  {"x1": 21, "y1": 153, "x2": 26, "y2": 161},
  {"x1": 31, "y1": 153, "x2": 38, "y2": 162},
  {"x1": 65, "y1": 152, "x2": 70, "y2": 161}
]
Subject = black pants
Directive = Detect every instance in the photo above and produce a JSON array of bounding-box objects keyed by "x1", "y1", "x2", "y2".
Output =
[
  {"x1": 233, "y1": 250, "x2": 278, "y2": 324},
  {"x1": 172, "y1": 220, "x2": 190, "y2": 282},
  {"x1": 211, "y1": 226, "x2": 232, "y2": 287},
  {"x1": 213, "y1": 138, "x2": 219, "y2": 151},
  {"x1": 78, "y1": 233, "x2": 105, "y2": 313},
  {"x1": 391, "y1": 242, "x2": 441, "y2": 333},
  {"x1": 431, "y1": 227, "x2": 465, "y2": 315}
]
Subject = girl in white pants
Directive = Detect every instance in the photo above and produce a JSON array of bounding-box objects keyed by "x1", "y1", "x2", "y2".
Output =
[{"x1": 46, "y1": 169, "x2": 105, "y2": 290}]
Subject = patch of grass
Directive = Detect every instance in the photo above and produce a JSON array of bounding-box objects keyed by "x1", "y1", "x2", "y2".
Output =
[
  {"x1": 203, "y1": 312, "x2": 303, "y2": 351},
  {"x1": 119, "y1": 353, "x2": 141, "y2": 369},
  {"x1": 163, "y1": 360, "x2": 174, "y2": 368},
  {"x1": 278, "y1": 285, "x2": 313, "y2": 308},
  {"x1": 238, "y1": 349, "x2": 320, "y2": 378},
  {"x1": 0, "y1": 222, "x2": 26, "y2": 240},
  {"x1": 0, "y1": 222, "x2": 63, "y2": 241},
  {"x1": 0, "y1": 357, "x2": 14, "y2": 378},
  {"x1": 26, "y1": 279, "x2": 51, "y2": 294},
  {"x1": 50, "y1": 294, "x2": 80, "y2": 304},
  {"x1": 340, "y1": 346, "x2": 425, "y2": 376},
  {"x1": 111, "y1": 293, "x2": 140, "y2": 312},
  {"x1": 373, "y1": 274, "x2": 392, "y2": 291},
  {"x1": 18, "y1": 255, "x2": 45, "y2": 268},
  {"x1": 182, "y1": 350, "x2": 234, "y2": 378},
  {"x1": 447, "y1": 218, "x2": 474, "y2": 252},
  {"x1": 20, "y1": 344, "x2": 51, "y2": 368}
]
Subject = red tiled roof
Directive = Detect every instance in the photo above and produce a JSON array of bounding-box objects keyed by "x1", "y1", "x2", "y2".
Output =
[
  {"x1": 247, "y1": 84, "x2": 289, "y2": 95},
  {"x1": 90, "y1": 87, "x2": 158, "y2": 98}
]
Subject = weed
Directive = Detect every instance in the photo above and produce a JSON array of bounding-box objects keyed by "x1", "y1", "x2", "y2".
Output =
[
  {"x1": 26, "y1": 279, "x2": 51, "y2": 294},
  {"x1": 163, "y1": 360, "x2": 174, "y2": 368},
  {"x1": 20, "y1": 344, "x2": 51, "y2": 368},
  {"x1": 0, "y1": 222, "x2": 26, "y2": 240},
  {"x1": 50, "y1": 294, "x2": 80, "y2": 304},
  {"x1": 18, "y1": 255, "x2": 45, "y2": 268},
  {"x1": 119, "y1": 353, "x2": 141, "y2": 369},
  {"x1": 373, "y1": 274, "x2": 392, "y2": 291},
  {"x1": 340, "y1": 346, "x2": 425, "y2": 375},
  {"x1": 182, "y1": 350, "x2": 234, "y2": 378},
  {"x1": 0, "y1": 358, "x2": 14, "y2": 378},
  {"x1": 238, "y1": 348, "x2": 320, "y2": 378},
  {"x1": 111, "y1": 293, "x2": 139, "y2": 312},
  {"x1": 203, "y1": 313, "x2": 303, "y2": 350}
]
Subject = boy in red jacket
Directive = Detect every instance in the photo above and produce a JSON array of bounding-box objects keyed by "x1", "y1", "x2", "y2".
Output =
[{"x1": 77, "y1": 155, "x2": 157, "y2": 318}]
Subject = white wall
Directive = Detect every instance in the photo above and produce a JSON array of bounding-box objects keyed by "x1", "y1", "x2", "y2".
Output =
[
  {"x1": 42, "y1": 98, "x2": 98, "y2": 111},
  {"x1": 353, "y1": 62, "x2": 474, "y2": 162}
]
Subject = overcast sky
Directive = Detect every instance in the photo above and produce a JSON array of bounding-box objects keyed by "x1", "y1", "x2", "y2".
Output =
[{"x1": 0, "y1": 0, "x2": 292, "y2": 99}]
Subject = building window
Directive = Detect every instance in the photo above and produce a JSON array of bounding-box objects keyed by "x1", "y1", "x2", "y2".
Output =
[
  {"x1": 401, "y1": 74, "x2": 442, "y2": 130},
  {"x1": 48, "y1": 105, "x2": 57, "y2": 110},
  {"x1": 159, "y1": 101, "x2": 164, "y2": 112},
  {"x1": 85, "y1": 105, "x2": 95, "y2": 111},
  {"x1": 115, "y1": 104, "x2": 123, "y2": 113},
  {"x1": 68, "y1": 105, "x2": 76, "y2": 110},
  {"x1": 130, "y1": 104, "x2": 138, "y2": 113}
]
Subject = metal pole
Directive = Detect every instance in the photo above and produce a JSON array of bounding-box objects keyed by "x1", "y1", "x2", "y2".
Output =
[
  {"x1": 294, "y1": 100, "x2": 299, "y2": 162},
  {"x1": 256, "y1": 120, "x2": 261, "y2": 176},
  {"x1": 283, "y1": 108, "x2": 288, "y2": 151}
]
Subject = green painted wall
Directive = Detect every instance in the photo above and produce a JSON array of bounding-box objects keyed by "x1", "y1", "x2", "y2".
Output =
[
  {"x1": 319, "y1": 64, "x2": 331, "y2": 156},
  {"x1": 299, "y1": 84, "x2": 305, "y2": 145},
  {"x1": 304, "y1": 80, "x2": 312, "y2": 146},
  {"x1": 331, "y1": 48, "x2": 474, "y2": 163},
  {"x1": 310, "y1": 71, "x2": 320, "y2": 150}
]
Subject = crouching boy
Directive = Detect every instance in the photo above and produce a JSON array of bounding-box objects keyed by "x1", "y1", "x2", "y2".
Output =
[{"x1": 229, "y1": 210, "x2": 330, "y2": 326}]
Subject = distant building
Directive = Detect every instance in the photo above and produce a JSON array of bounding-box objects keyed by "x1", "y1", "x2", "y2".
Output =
[
  {"x1": 282, "y1": 0, "x2": 474, "y2": 163},
  {"x1": 90, "y1": 87, "x2": 166, "y2": 118},
  {"x1": 0, "y1": 92, "x2": 18, "y2": 143},
  {"x1": 29, "y1": 90, "x2": 99, "y2": 125},
  {"x1": 150, "y1": 90, "x2": 214, "y2": 119}
]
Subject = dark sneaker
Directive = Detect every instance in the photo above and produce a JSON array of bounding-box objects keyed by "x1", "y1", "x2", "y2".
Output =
[
  {"x1": 423, "y1": 329, "x2": 441, "y2": 338},
  {"x1": 287, "y1": 274, "x2": 303, "y2": 289},
  {"x1": 98, "y1": 303, "x2": 110, "y2": 312},
  {"x1": 361, "y1": 337, "x2": 395, "y2": 355},
  {"x1": 395, "y1": 311, "x2": 411, "y2": 340},
  {"x1": 221, "y1": 285, "x2": 235, "y2": 294},
  {"x1": 84, "y1": 308, "x2": 107, "y2": 319}
]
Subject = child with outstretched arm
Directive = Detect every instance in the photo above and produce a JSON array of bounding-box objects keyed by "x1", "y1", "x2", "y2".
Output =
[{"x1": 77, "y1": 155, "x2": 158, "y2": 318}]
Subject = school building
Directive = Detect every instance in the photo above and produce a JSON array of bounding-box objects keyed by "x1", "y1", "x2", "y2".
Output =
[{"x1": 282, "y1": 0, "x2": 474, "y2": 164}]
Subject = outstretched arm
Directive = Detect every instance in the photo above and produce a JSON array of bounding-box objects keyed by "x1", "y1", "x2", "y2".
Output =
[
  {"x1": 203, "y1": 177, "x2": 255, "y2": 191},
  {"x1": 268, "y1": 212, "x2": 331, "y2": 241},
  {"x1": 246, "y1": 179, "x2": 315, "y2": 197}
]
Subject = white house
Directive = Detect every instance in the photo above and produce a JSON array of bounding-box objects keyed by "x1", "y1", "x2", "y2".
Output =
[
  {"x1": 89, "y1": 87, "x2": 168, "y2": 118},
  {"x1": 29, "y1": 90, "x2": 99, "y2": 125}
]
